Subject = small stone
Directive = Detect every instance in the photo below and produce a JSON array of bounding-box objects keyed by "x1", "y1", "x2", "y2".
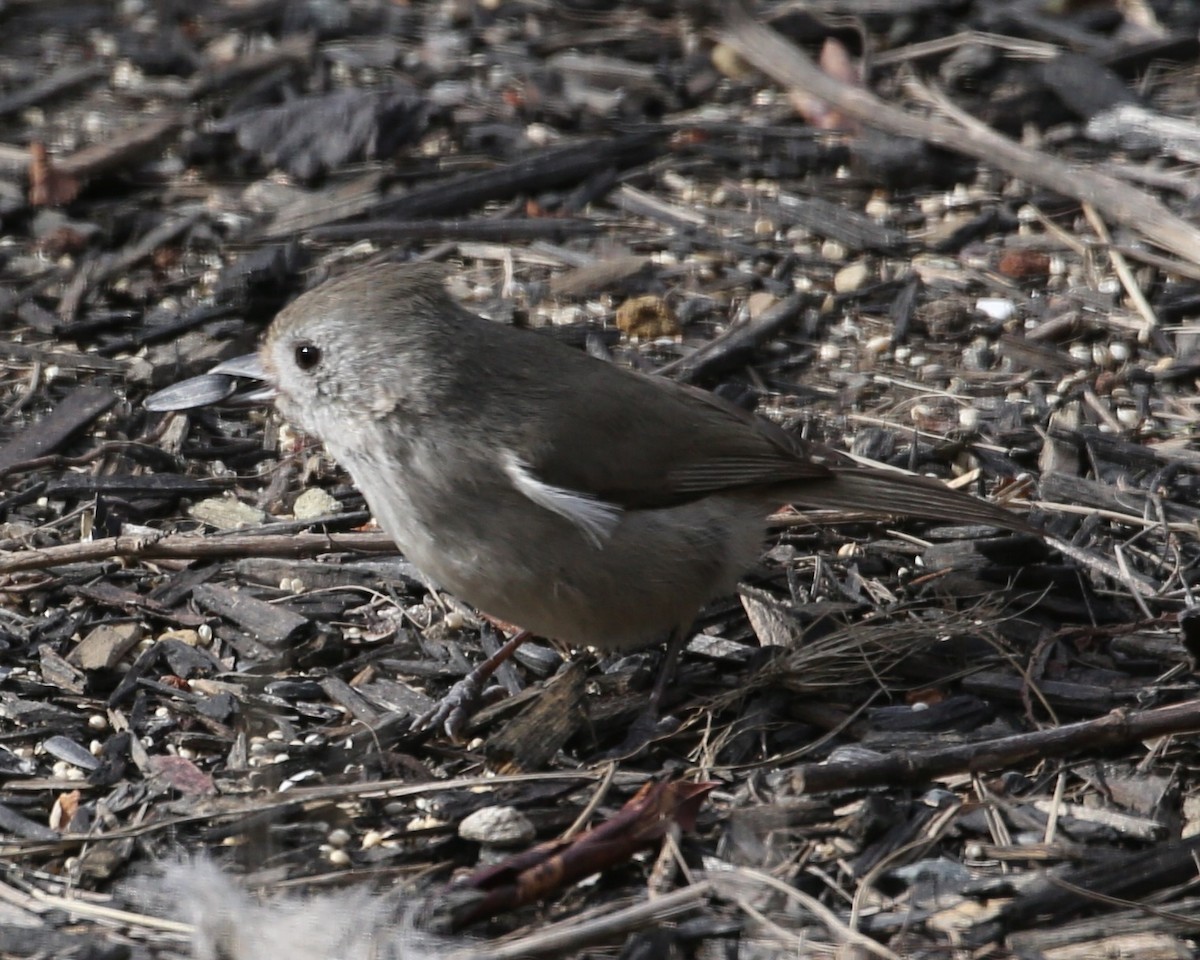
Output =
[
  {"x1": 975, "y1": 297, "x2": 1015, "y2": 321},
  {"x1": 746, "y1": 291, "x2": 777, "y2": 318},
  {"x1": 328, "y1": 828, "x2": 351, "y2": 848},
  {"x1": 361, "y1": 830, "x2": 384, "y2": 850},
  {"x1": 997, "y1": 249, "x2": 1050, "y2": 279},
  {"x1": 70, "y1": 622, "x2": 144, "y2": 670},
  {"x1": 458, "y1": 806, "x2": 535, "y2": 847},
  {"x1": 406, "y1": 815, "x2": 445, "y2": 831},
  {"x1": 188, "y1": 496, "x2": 266, "y2": 530},
  {"x1": 918, "y1": 195, "x2": 944, "y2": 216},
  {"x1": 833, "y1": 261, "x2": 871, "y2": 294},
  {"x1": 1116, "y1": 407, "x2": 1140, "y2": 428},
  {"x1": 1068, "y1": 343, "x2": 1092, "y2": 363},
  {"x1": 614, "y1": 295, "x2": 679, "y2": 339},
  {"x1": 864, "y1": 193, "x2": 892, "y2": 219},
  {"x1": 293, "y1": 486, "x2": 341, "y2": 520},
  {"x1": 821, "y1": 240, "x2": 848, "y2": 262},
  {"x1": 864, "y1": 334, "x2": 891, "y2": 356},
  {"x1": 711, "y1": 42, "x2": 753, "y2": 80},
  {"x1": 157, "y1": 628, "x2": 200, "y2": 647}
]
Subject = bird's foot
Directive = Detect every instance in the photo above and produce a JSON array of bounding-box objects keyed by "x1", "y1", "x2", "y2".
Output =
[
  {"x1": 410, "y1": 672, "x2": 507, "y2": 739},
  {"x1": 411, "y1": 629, "x2": 531, "y2": 739}
]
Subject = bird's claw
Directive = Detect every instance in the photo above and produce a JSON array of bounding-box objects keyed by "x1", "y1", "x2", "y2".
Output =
[{"x1": 411, "y1": 674, "x2": 506, "y2": 739}]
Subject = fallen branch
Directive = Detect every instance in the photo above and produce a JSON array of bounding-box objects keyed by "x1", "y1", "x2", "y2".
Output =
[
  {"x1": 789, "y1": 698, "x2": 1200, "y2": 794},
  {"x1": 452, "y1": 780, "x2": 716, "y2": 927},
  {"x1": 0, "y1": 530, "x2": 396, "y2": 576},
  {"x1": 719, "y1": 3, "x2": 1200, "y2": 267}
]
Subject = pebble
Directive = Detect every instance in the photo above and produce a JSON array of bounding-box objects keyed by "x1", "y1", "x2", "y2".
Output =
[
  {"x1": 833, "y1": 261, "x2": 871, "y2": 293},
  {"x1": 293, "y1": 486, "x2": 341, "y2": 520},
  {"x1": 458, "y1": 806, "x2": 535, "y2": 847},
  {"x1": 975, "y1": 297, "x2": 1015, "y2": 321},
  {"x1": 821, "y1": 240, "x2": 848, "y2": 262}
]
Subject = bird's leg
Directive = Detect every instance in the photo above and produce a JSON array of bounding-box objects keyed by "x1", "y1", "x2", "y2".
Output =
[
  {"x1": 411, "y1": 629, "x2": 531, "y2": 738},
  {"x1": 596, "y1": 623, "x2": 690, "y2": 759}
]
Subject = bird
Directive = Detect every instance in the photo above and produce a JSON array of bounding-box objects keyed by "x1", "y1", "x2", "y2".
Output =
[{"x1": 160, "y1": 261, "x2": 1032, "y2": 742}]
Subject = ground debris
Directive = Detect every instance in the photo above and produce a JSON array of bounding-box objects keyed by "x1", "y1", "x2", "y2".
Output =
[{"x1": 2, "y1": 2, "x2": 1200, "y2": 958}]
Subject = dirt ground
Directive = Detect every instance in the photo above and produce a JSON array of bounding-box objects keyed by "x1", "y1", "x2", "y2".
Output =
[{"x1": 2, "y1": 2, "x2": 1200, "y2": 958}]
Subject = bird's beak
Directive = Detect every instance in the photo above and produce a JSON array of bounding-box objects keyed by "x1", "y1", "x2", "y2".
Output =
[
  {"x1": 144, "y1": 352, "x2": 276, "y2": 412},
  {"x1": 209, "y1": 353, "x2": 268, "y2": 380}
]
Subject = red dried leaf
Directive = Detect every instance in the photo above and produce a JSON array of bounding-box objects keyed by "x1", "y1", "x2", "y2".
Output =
[
  {"x1": 147, "y1": 754, "x2": 216, "y2": 796},
  {"x1": 29, "y1": 142, "x2": 81, "y2": 207},
  {"x1": 453, "y1": 779, "x2": 716, "y2": 926},
  {"x1": 998, "y1": 249, "x2": 1051, "y2": 279}
]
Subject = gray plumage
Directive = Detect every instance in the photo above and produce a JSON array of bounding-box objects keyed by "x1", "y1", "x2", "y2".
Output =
[{"x1": 260, "y1": 262, "x2": 1028, "y2": 650}]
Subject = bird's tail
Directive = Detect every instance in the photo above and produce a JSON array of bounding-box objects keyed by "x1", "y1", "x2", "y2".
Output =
[{"x1": 777, "y1": 468, "x2": 1034, "y2": 533}]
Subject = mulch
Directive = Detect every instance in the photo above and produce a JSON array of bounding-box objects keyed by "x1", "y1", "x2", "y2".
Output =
[{"x1": 2, "y1": 1, "x2": 1200, "y2": 958}]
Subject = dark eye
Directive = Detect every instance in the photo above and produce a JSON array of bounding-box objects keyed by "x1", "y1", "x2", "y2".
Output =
[{"x1": 294, "y1": 341, "x2": 321, "y2": 371}]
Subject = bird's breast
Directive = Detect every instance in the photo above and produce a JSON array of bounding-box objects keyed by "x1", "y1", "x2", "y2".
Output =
[{"x1": 332, "y1": 436, "x2": 768, "y2": 650}]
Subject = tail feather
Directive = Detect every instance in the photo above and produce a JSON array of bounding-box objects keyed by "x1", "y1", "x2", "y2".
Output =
[{"x1": 779, "y1": 468, "x2": 1033, "y2": 533}]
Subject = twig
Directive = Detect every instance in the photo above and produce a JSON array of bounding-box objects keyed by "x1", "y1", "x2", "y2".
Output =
[
  {"x1": 1081, "y1": 202, "x2": 1159, "y2": 338},
  {"x1": 30, "y1": 113, "x2": 187, "y2": 207},
  {"x1": 0, "y1": 530, "x2": 397, "y2": 576},
  {"x1": 718, "y1": 5, "x2": 1200, "y2": 266},
  {"x1": 788, "y1": 698, "x2": 1200, "y2": 794},
  {"x1": 1033, "y1": 501, "x2": 1199, "y2": 535},
  {"x1": 0, "y1": 880, "x2": 193, "y2": 936},
  {"x1": 714, "y1": 867, "x2": 902, "y2": 960},
  {"x1": 656, "y1": 292, "x2": 807, "y2": 383},
  {"x1": 57, "y1": 211, "x2": 202, "y2": 320},
  {"x1": 1046, "y1": 534, "x2": 1159, "y2": 597},
  {"x1": 0, "y1": 771, "x2": 634, "y2": 855},
  {"x1": 441, "y1": 882, "x2": 715, "y2": 960}
]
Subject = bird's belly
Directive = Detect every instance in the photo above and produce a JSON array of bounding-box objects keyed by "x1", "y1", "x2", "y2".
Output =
[
  {"x1": 350, "y1": 459, "x2": 766, "y2": 650},
  {"x1": 442, "y1": 498, "x2": 765, "y2": 649}
]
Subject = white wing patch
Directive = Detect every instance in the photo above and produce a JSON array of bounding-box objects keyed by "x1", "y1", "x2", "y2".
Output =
[{"x1": 503, "y1": 453, "x2": 622, "y2": 548}]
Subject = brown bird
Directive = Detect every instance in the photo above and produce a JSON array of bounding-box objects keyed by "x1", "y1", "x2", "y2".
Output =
[
  {"x1": 152, "y1": 261, "x2": 1030, "y2": 742},
  {"x1": 261, "y1": 263, "x2": 1030, "y2": 737}
]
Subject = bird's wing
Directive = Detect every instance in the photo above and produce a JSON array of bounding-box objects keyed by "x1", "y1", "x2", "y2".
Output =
[
  {"x1": 501, "y1": 336, "x2": 832, "y2": 511},
  {"x1": 469, "y1": 315, "x2": 1029, "y2": 532}
]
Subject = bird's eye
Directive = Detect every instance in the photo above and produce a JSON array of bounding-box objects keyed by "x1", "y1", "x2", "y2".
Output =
[{"x1": 294, "y1": 342, "x2": 321, "y2": 371}]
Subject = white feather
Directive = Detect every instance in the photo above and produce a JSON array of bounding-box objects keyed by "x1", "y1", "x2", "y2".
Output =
[
  {"x1": 129, "y1": 858, "x2": 453, "y2": 960},
  {"x1": 503, "y1": 453, "x2": 622, "y2": 548}
]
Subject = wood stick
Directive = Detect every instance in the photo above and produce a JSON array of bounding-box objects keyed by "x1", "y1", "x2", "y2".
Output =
[{"x1": 719, "y1": 3, "x2": 1200, "y2": 267}]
